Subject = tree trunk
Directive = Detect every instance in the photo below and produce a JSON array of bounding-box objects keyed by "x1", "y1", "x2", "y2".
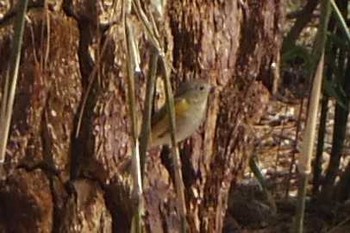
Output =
[{"x1": 0, "y1": 0, "x2": 284, "y2": 232}]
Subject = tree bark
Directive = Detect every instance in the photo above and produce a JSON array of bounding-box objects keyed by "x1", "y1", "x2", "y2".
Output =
[{"x1": 0, "y1": 0, "x2": 284, "y2": 232}]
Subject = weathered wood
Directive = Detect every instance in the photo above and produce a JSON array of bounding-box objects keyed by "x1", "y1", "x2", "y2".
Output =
[{"x1": 0, "y1": 0, "x2": 283, "y2": 232}]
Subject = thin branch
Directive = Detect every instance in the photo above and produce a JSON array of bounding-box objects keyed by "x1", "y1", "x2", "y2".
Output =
[
  {"x1": 139, "y1": 49, "x2": 158, "y2": 178},
  {"x1": 0, "y1": 0, "x2": 29, "y2": 164},
  {"x1": 124, "y1": 1, "x2": 144, "y2": 232},
  {"x1": 294, "y1": 0, "x2": 330, "y2": 229}
]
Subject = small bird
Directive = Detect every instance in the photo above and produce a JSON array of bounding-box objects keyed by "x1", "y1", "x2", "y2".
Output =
[{"x1": 150, "y1": 80, "x2": 212, "y2": 147}]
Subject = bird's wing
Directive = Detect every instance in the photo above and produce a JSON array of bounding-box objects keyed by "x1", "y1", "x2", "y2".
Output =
[{"x1": 151, "y1": 98, "x2": 190, "y2": 138}]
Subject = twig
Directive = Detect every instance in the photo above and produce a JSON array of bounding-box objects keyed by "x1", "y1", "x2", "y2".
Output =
[
  {"x1": 294, "y1": 0, "x2": 330, "y2": 226},
  {"x1": 0, "y1": 0, "x2": 29, "y2": 164},
  {"x1": 139, "y1": 49, "x2": 158, "y2": 178},
  {"x1": 124, "y1": 1, "x2": 144, "y2": 232},
  {"x1": 133, "y1": 1, "x2": 188, "y2": 232},
  {"x1": 160, "y1": 58, "x2": 188, "y2": 232}
]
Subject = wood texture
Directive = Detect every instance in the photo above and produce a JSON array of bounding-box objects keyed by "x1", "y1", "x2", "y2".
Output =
[{"x1": 0, "y1": 0, "x2": 283, "y2": 232}]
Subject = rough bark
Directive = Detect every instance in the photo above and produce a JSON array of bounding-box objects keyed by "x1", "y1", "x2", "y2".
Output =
[{"x1": 0, "y1": 0, "x2": 283, "y2": 232}]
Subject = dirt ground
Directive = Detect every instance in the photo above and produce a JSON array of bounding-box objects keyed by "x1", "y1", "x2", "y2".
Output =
[{"x1": 228, "y1": 90, "x2": 350, "y2": 232}]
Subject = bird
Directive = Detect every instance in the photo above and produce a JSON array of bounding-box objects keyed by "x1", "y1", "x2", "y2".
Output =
[{"x1": 149, "y1": 80, "x2": 212, "y2": 147}]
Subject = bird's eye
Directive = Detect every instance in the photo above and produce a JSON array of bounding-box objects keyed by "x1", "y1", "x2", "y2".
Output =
[{"x1": 199, "y1": 86, "x2": 205, "y2": 91}]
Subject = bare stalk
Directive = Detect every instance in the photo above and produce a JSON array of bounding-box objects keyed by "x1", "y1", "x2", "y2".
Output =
[
  {"x1": 294, "y1": 1, "x2": 330, "y2": 231},
  {"x1": 0, "y1": 0, "x2": 29, "y2": 164}
]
